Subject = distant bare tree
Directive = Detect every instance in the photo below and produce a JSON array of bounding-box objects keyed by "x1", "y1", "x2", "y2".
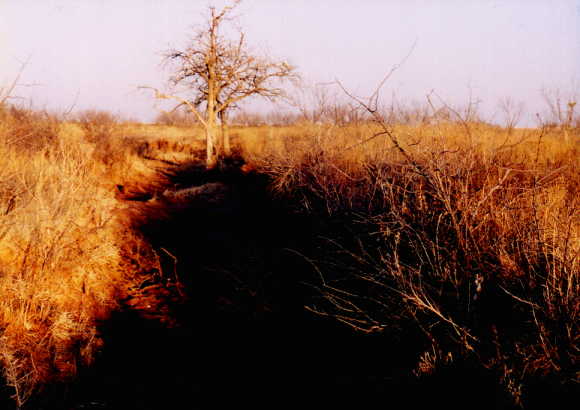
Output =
[
  {"x1": 541, "y1": 88, "x2": 578, "y2": 126},
  {"x1": 541, "y1": 87, "x2": 578, "y2": 141},
  {"x1": 541, "y1": 88, "x2": 566, "y2": 126},
  {"x1": 144, "y1": 1, "x2": 298, "y2": 168},
  {"x1": 498, "y1": 96, "x2": 524, "y2": 133}
]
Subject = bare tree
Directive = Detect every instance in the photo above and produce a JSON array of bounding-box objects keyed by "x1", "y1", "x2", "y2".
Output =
[
  {"x1": 498, "y1": 96, "x2": 524, "y2": 133},
  {"x1": 540, "y1": 87, "x2": 578, "y2": 141},
  {"x1": 144, "y1": 1, "x2": 297, "y2": 168},
  {"x1": 541, "y1": 87, "x2": 578, "y2": 126}
]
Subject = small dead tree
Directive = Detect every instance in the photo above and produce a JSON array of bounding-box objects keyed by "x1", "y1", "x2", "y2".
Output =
[{"x1": 146, "y1": 1, "x2": 297, "y2": 169}]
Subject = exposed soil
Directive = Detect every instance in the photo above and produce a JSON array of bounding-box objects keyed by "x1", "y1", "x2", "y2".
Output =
[{"x1": 26, "y1": 157, "x2": 523, "y2": 410}]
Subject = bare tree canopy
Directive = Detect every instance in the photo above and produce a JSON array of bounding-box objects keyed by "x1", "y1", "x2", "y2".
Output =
[{"x1": 156, "y1": 0, "x2": 298, "y2": 168}]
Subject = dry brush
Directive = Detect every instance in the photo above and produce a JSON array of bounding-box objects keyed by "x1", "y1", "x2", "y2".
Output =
[{"x1": 240, "y1": 119, "x2": 578, "y2": 406}]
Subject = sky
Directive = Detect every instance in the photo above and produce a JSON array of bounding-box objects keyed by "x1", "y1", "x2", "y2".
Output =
[{"x1": 1, "y1": 0, "x2": 579, "y2": 125}]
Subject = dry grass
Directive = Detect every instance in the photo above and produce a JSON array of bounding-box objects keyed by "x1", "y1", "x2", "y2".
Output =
[
  {"x1": 0, "y1": 103, "x2": 211, "y2": 407},
  {"x1": 0, "y1": 98, "x2": 577, "y2": 408},
  {"x1": 237, "y1": 120, "x2": 579, "y2": 406},
  {"x1": 0, "y1": 105, "x2": 148, "y2": 407}
]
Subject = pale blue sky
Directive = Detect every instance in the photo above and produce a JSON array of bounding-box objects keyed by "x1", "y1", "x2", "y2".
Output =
[{"x1": 1, "y1": 0, "x2": 579, "y2": 125}]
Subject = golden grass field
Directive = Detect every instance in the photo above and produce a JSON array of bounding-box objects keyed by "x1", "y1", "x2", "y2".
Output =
[{"x1": 0, "y1": 103, "x2": 578, "y2": 407}]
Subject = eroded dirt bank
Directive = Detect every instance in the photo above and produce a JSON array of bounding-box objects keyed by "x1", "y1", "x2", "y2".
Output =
[{"x1": 28, "y1": 159, "x2": 522, "y2": 410}]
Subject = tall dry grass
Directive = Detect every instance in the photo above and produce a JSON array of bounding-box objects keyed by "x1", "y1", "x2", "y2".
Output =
[
  {"x1": 238, "y1": 120, "x2": 579, "y2": 406},
  {"x1": 0, "y1": 105, "x2": 142, "y2": 407}
]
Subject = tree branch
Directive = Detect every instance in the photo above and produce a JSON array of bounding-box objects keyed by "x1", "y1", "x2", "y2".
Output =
[{"x1": 138, "y1": 86, "x2": 207, "y2": 127}]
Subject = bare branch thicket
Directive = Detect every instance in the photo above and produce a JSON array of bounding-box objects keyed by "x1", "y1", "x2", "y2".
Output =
[{"x1": 144, "y1": 0, "x2": 298, "y2": 168}]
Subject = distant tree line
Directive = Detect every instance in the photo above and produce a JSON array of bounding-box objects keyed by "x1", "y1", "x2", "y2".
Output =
[{"x1": 155, "y1": 106, "x2": 198, "y2": 127}]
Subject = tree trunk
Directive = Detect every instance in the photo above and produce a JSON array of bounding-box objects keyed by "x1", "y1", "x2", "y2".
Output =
[
  {"x1": 206, "y1": 11, "x2": 219, "y2": 169},
  {"x1": 206, "y1": 98, "x2": 218, "y2": 169},
  {"x1": 223, "y1": 123, "x2": 231, "y2": 156},
  {"x1": 205, "y1": 123, "x2": 218, "y2": 169},
  {"x1": 221, "y1": 111, "x2": 231, "y2": 156}
]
